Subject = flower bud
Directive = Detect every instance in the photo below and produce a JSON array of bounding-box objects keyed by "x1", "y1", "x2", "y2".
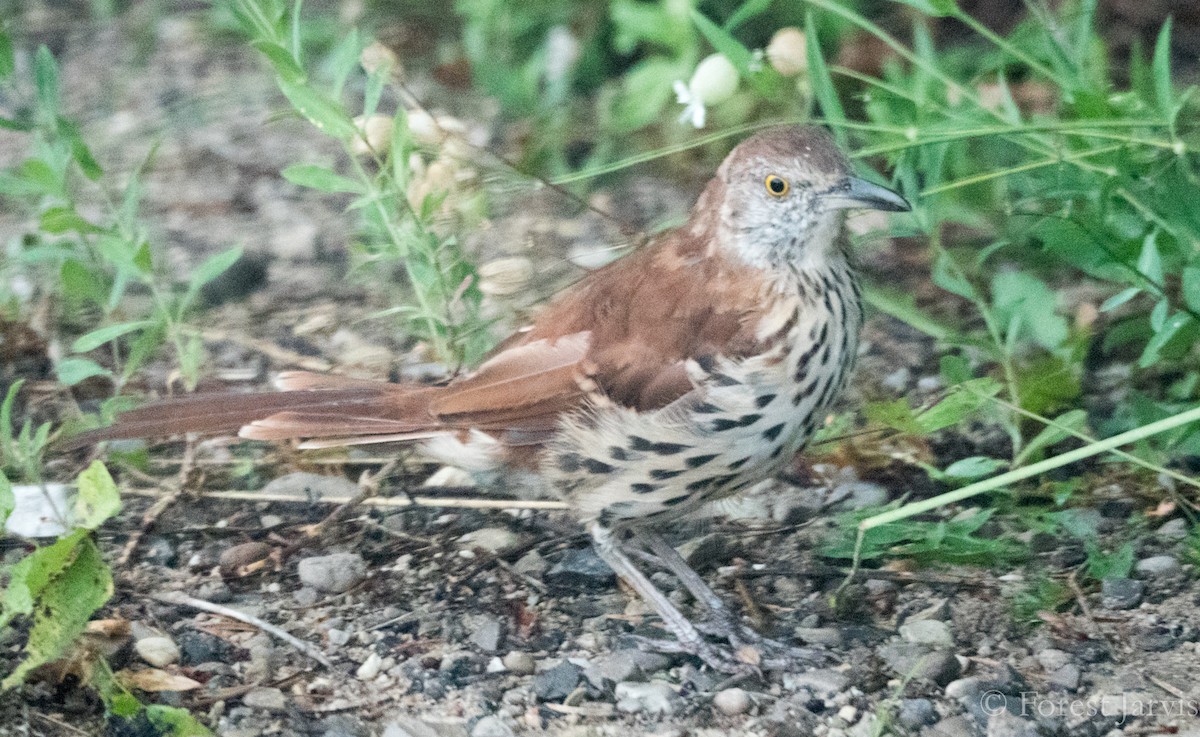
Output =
[
  {"x1": 689, "y1": 53, "x2": 739, "y2": 105},
  {"x1": 767, "y1": 27, "x2": 807, "y2": 77},
  {"x1": 360, "y1": 41, "x2": 401, "y2": 79},
  {"x1": 351, "y1": 114, "x2": 393, "y2": 155}
]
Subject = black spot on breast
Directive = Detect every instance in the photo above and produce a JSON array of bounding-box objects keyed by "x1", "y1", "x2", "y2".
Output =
[
  {"x1": 694, "y1": 402, "x2": 720, "y2": 414},
  {"x1": 755, "y1": 393, "x2": 777, "y2": 408},
  {"x1": 695, "y1": 355, "x2": 717, "y2": 372},
  {"x1": 819, "y1": 342, "x2": 831, "y2": 366},
  {"x1": 631, "y1": 483, "x2": 659, "y2": 494},
  {"x1": 662, "y1": 495, "x2": 689, "y2": 506},
  {"x1": 556, "y1": 453, "x2": 581, "y2": 473},
  {"x1": 650, "y1": 441, "x2": 688, "y2": 455},
  {"x1": 762, "y1": 423, "x2": 786, "y2": 442},
  {"x1": 610, "y1": 446, "x2": 630, "y2": 461},
  {"x1": 738, "y1": 413, "x2": 763, "y2": 426},
  {"x1": 629, "y1": 435, "x2": 653, "y2": 451},
  {"x1": 727, "y1": 457, "x2": 751, "y2": 470},
  {"x1": 770, "y1": 444, "x2": 784, "y2": 458},
  {"x1": 686, "y1": 477, "x2": 715, "y2": 492},
  {"x1": 583, "y1": 458, "x2": 614, "y2": 474},
  {"x1": 685, "y1": 454, "x2": 719, "y2": 469},
  {"x1": 650, "y1": 468, "x2": 685, "y2": 480}
]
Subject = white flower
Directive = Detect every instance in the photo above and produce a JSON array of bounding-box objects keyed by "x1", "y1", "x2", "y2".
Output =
[
  {"x1": 767, "y1": 27, "x2": 807, "y2": 77},
  {"x1": 674, "y1": 53, "x2": 739, "y2": 129}
]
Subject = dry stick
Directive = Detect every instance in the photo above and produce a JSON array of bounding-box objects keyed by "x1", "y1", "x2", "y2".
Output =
[
  {"x1": 151, "y1": 592, "x2": 332, "y2": 668},
  {"x1": 280, "y1": 458, "x2": 402, "y2": 558},
  {"x1": 117, "y1": 439, "x2": 197, "y2": 566},
  {"x1": 120, "y1": 486, "x2": 570, "y2": 511}
]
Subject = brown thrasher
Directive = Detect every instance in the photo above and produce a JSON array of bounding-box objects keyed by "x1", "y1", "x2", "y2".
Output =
[{"x1": 75, "y1": 126, "x2": 909, "y2": 672}]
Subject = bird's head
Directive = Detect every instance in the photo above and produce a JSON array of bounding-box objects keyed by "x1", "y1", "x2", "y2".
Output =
[{"x1": 711, "y1": 125, "x2": 910, "y2": 271}]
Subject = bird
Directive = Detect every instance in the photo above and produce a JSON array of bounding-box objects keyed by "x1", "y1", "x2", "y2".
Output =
[{"x1": 72, "y1": 125, "x2": 910, "y2": 672}]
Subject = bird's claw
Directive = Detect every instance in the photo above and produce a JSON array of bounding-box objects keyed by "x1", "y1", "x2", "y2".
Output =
[
  {"x1": 628, "y1": 634, "x2": 761, "y2": 676},
  {"x1": 695, "y1": 609, "x2": 830, "y2": 668}
]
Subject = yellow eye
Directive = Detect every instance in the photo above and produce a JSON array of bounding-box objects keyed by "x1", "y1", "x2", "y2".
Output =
[{"x1": 765, "y1": 175, "x2": 789, "y2": 197}]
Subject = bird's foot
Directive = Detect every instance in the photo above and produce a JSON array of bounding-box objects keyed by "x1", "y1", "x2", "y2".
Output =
[
  {"x1": 695, "y1": 608, "x2": 830, "y2": 670},
  {"x1": 628, "y1": 634, "x2": 761, "y2": 676}
]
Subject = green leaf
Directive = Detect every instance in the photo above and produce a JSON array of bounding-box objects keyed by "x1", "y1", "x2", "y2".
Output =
[
  {"x1": 914, "y1": 378, "x2": 1002, "y2": 433},
  {"x1": 74, "y1": 461, "x2": 121, "y2": 531},
  {"x1": 1099, "y1": 287, "x2": 1141, "y2": 313},
  {"x1": 40, "y1": 206, "x2": 100, "y2": 235},
  {"x1": 58, "y1": 117, "x2": 103, "y2": 180},
  {"x1": 940, "y1": 355, "x2": 973, "y2": 385},
  {"x1": 932, "y1": 250, "x2": 978, "y2": 301},
  {"x1": 1152, "y1": 17, "x2": 1174, "y2": 121},
  {"x1": 1139, "y1": 311, "x2": 1191, "y2": 368},
  {"x1": 2, "y1": 537, "x2": 113, "y2": 689},
  {"x1": 0, "y1": 529, "x2": 86, "y2": 629},
  {"x1": 1182, "y1": 265, "x2": 1200, "y2": 314},
  {"x1": 188, "y1": 246, "x2": 243, "y2": 292},
  {"x1": 0, "y1": 26, "x2": 14, "y2": 81},
  {"x1": 0, "y1": 471, "x2": 12, "y2": 531},
  {"x1": 1136, "y1": 229, "x2": 1164, "y2": 287},
  {"x1": 71, "y1": 321, "x2": 154, "y2": 353},
  {"x1": 251, "y1": 40, "x2": 306, "y2": 84},
  {"x1": 1085, "y1": 540, "x2": 1134, "y2": 581},
  {"x1": 724, "y1": 0, "x2": 771, "y2": 32},
  {"x1": 281, "y1": 163, "x2": 363, "y2": 193},
  {"x1": 863, "y1": 286, "x2": 967, "y2": 344},
  {"x1": 33, "y1": 46, "x2": 60, "y2": 117},
  {"x1": 805, "y1": 13, "x2": 846, "y2": 146},
  {"x1": 277, "y1": 79, "x2": 357, "y2": 140},
  {"x1": 56, "y1": 358, "x2": 112, "y2": 387},
  {"x1": 1020, "y1": 409, "x2": 1088, "y2": 462},
  {"x1": 991, "y1": 271, "x2": 1069, "y2": 351},
  {"x1": 941, "y1": 456, "x2": 1007, "y2": 480},
  {"x1": 891, "y1": 0, "x2": 959, "y2": 16},
  {"x1": 145, "y1": 705, "x2": 215, "y2": 737}
]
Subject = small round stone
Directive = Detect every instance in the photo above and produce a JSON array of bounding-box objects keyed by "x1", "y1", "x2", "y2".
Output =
[
  {"x1": 713, "y1": 687, "x2": 752, "y2": 715},
  {"x1": 135, "y1": 636, "x2": 181, "y2": 667}
]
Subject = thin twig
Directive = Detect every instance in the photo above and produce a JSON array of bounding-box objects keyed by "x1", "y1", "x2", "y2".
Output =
[
  {"x1": 120, "y1": 486, "x2": 569, "y2": 510},
  {"x1": 151, "y1": 591, "x2": 333, "y2": 668},
  {"x1": 117, "y1": 439, "x2": 197, "y2": 566}
]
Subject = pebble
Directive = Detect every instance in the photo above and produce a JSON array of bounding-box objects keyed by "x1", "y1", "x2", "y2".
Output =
[
  {"x1": 142, "y1": 537, "x2": 177, "y2": 567},
  {"x1": 782, "y1": 668, "x2": 849, "y2": 698},
  {"x1": 930, "y1": 714, "x2": 980, "y2": 737},
  {"x1": 242, "y1": 686, "x2": 288, "y2": 712},
  {"x1": 532, "y1": 660, "x2": 582, "y2": 701},
  {"x1": 545, "y1": 547, "x2": 615, "y2": 588},
  {"x1": 614, "y1": 681, "x2": 680, "y2": 716},
  {"x1": 1100, "y1": 577, "x2": 1144, "y2": 609},
  {"x1": 297, "y1": 552, "x2": 367, "y2": 593},
  {"x1": 502, "y1": 651, "x2": 536, "y2": 675},
  {"x1": 897, "y1": 698, "x2": 938, "y2": 728},
  {"x1": 356, "y1": 652, "x2": 383, "y2": 681},
  {"x1": 713, "y1": 687, "x2": 752, "y2": 716},
  {"x1": 1156, "y1": 518, "x2": 1188, "y2": 539},
  {"x1": 986, "y1": 710, "x2": 1038, "y2": 737},
  {"x1": 793, "y1": 627, "x2": 843, "y2": 647},
  {"x1": 469, "y1": 616, "x2": 506, "y2": 653},
  {"x1": 584, "y1": 650, "x2": 671, "y2": 689},
  {"x1": 218, "y1": 541, "x2": 272, "y2": 577},
  {"x1": 1135, "y1": 555, "x2": 1180, "y2": 576},
  {"x1": 899, "y1": 619, "x2": 953, "y2": 647},
  {"x1": 512, "y1": 550, "x2": 548, "y2": 577},
  {"x1": 327, "y1": 628, "x2": 351, "y2": 647},
  {"x1": 1035, "y1": 648, "x2": 1070, "y2": 672},
  {"x1": 260, "y1": 471, "x2": 359, "y2": 500},
  {"x1": 470, "y1": 716, "x2": 516, "y2": 737},
  {"x1": 194, "y1": 579, "x2": 232, "y2": 603},
  {"x1": 881, "y1": 367, "x2": 911, "y2": 392},
  {"x1": 1047, "y1": 664, "x2": 1081, "y2": 691},
  {"x1": 836, "y1": 705, "x2": 858, "y2": 723},
  {"x1": 880, "y1": 643, "x2": 961, "y2": 685},
  {"x1": 457, "y1": 528, "x2": 521, "y2": 556},
  {"x1": 177, "y1": 630, "x2": 230, "y2": 665},
  {"x1": 135, "y1": 635, "x2": 180, "y2": 667}
]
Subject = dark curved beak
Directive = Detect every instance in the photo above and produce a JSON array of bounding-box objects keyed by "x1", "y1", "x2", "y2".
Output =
[{"x1": 823, "y1": 176, "x2": 911, "y2": 212}]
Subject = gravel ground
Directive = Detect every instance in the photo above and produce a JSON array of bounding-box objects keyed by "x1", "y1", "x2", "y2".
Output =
[{"x1": 2, "y1": 5, "x2": 1199, "y2": 737}]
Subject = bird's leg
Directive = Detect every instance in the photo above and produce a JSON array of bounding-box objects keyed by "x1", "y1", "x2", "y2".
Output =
[
  {"x1": 586, "y1": 522, "x2": 752, "y2": 674},
  {"x1": 633, "y1": 529, "x2": 828, "y2": 667}
]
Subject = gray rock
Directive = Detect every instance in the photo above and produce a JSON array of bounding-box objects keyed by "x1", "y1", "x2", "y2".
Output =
[
  {"x1": 793, "y1": 627, "x2": 843, "y2": 647},
  {"x1": 930, "y1": 714, "x2": 982, "y2": 737},
  {"x1": 381, "y1": 717, "x2": 467, "y2": 737},
  {"x1": 327, "y1": 628, "x2": 351, "y2": 647},
  {"x1": 1135, "y1": 555, "x2": 1180, "y2": 576},
  {"x1": 532, "y1": 660, "x2": 582, "y2": 701},
  {"x1": 782, "y1": 668, "x2": 849, "y2": 698},
  {"x1": 297, "y1": 552, "x2": 367, "y2": 594},
  {"x1": 1047, "y1": 664, "x2": 1081, "y2": 691},
  {"x1": 261, "y1": 471, "x2": 359, "y2": 500},
  {"x1": 676, "y1": 534, "x2": 736, "y2": 570},
  {"x1": 242, "y1": 687, "x2": 287, "y2": 712},
  {"x1": 470, "y1": 716, "x2": 515, "y2": 737},
  {"x1": 840, "y1": 480, "x2": 889, "y2": 509},
  {"x1": 986, "y1": 710, "x2": 1038, "y2": 737},
  {"x1": 356, "y1": 652, "x2": 383, "y2": 681},
  {"x1": 502, "y1": 651, "x2": 535, "y2": 675},
  {"x1": 882, "y1": 367, "x2": 911, "y2": 392},
  {"x1": 545, "y1": 548, "x2": 615, "y2": 588},
  {"x1": 1100, "y1": 578, "x2": 1144, "y2": 609},
  {"x1": 880, "y1": 643, "x2": 960, "y2": 685},
  {"x1": 512, "y1": 550, "x2": 547, "y2": 576},
  {"x1": 135, "y1": 636, "x2": 180, "y2": 667},
  {"x1": 457, "y1": 528, "x2": 522, "y2": 556},
  {"x1": 713, "y1": 687, "x2": 752, "y2": 715},
  {"x1": 1035, "y1": 648, "x2": 1071, "y2": 672},
  {"x1": 584, "y1": 650, "x2": 670, "y2": 689},
  {"x1": 469, "y1": 616, "x2": 506, "y2": 653},
  {"x1": 1156, "y1": 518, "x2": 1188, "y2": 539},
  {"x1": 896, "y1": 698, "x2": 937, "y2": 728},
  {"x1": 320, "y1": 715, "x2": 366, "y2": 737},
  {"x1": 195, "y1": 580, "x2": 232, "y2": 603},
  {"x1": 177, "y1": 630, "x2": 230, "y2": 665},
  {"x1": 899, "y1": 619, "x2": 953, "y2": 647},
  {"x1": 614, "y1": 681, "x2": 680, "y2": 716}
]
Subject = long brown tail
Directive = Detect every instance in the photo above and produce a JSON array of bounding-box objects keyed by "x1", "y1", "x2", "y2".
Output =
[{"x1": 64, "y1": 373, "x2": 442, "y2": 450}]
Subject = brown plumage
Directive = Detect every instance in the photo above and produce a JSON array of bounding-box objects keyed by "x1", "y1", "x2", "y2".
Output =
[{"x1": 73, "y1": 126, "x2": 910, "y2": 673}]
